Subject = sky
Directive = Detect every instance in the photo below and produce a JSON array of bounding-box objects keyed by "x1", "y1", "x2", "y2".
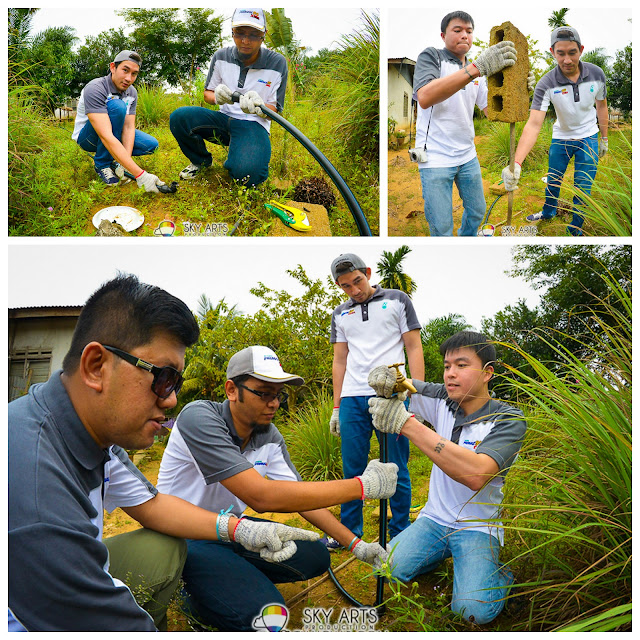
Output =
[
  {"x1": 8, "y1": 241, "x2": 545, "y2": 332},
  {"x1": 29, "y1": 7, "x2": 368, "y2": 58},
  {"x1": 387, "y1": 6, "x2": 632, "y2": 66}
]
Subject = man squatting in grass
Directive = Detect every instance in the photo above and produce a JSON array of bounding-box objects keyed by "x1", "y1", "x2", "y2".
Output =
[
  {"x1": 326, "y1": 253, "x2": 424, "y2": 551},
  {"x1": 157, "y1": 345, "x2": 397, "y2": 631},
  {"x1": 502, "y1": 26, "x2": 608, "y2": 236},
  {"x1": 368, "y1": 331, "x2": 527, "y2": 624},
  {"x1": 170, "y1": 8, "x2": 286, "y2": 187},
  {"x1": 8, "y1": 275, "x2": 326, "y2": 632},
  {"x1": 71, "y1": 51, "x2": 167, "y2": 192}
]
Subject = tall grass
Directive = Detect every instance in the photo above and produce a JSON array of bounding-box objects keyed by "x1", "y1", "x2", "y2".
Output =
[
  {"x1": 498, "y1": 266, "x2": 631, "y2": 631},
  {"x1": 283, "y1": 389, "x2": 343, "y2": 482},
  {"x1": 481, "y1": 119, "x2": 553, "y2": 171}
]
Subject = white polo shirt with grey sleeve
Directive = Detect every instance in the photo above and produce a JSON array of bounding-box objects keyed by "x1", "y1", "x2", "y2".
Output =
[
  {"x1": 157, "y1": 399, "x2": 301, "y2": 517},
  {"x1": 409, "y1": 381, "x2": 527, "y2": 544},
  {"x1": 331, "y1": 285, "x2": 422, "y2": 397},
  {"x1": 412, "y1": 47, "x2": 488, "y2": 169},
  {"x1": 531, "y1": 61, "x2": 607, "y2": 139},
  {"x1": 205, "y1": 45, "x2": 288, "y2": 133}
]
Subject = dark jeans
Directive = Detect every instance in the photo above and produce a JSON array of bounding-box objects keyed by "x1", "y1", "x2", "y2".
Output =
[
  {"x1": 76, "y1": 98, "x2": 158, "y2": 169},
  {"x1": 181, "y1": 518, "x2": 329, "y2": 631},
  {"x1": 169, "y1": 106, "x2": 271, "y2": 187}
]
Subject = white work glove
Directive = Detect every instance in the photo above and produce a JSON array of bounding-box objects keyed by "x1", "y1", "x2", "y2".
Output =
[
  {"x1": 368, "y1": 365, "x2": 402, "y2": 399},
  {"x1": 527, "y1": 70, "x2": 536, "y2": 93},
  {"x1": 214, "y1": 83, "x2": 234, "y2": 105},
  {"x1": 501, "y1": 162, "x2": 522, "y2": 191},
  {"x1": 232, "y1": 518, "x2": 320, "y2": 563},
  {"x1": 599, "y1": 137, "x2": 608, "y2": 158},
  {"x1": 357, "y1": 459, "x2": 398, "y2": 500},
  {"x1": 136, "y1": 171, "x2": 165, "y2": 193},
  {"x1": 113, "y1": 163, "x2": 125, "y2": 179},
  {"x1": 239, "y1": 90, "x2": 267, "y2": 118},
  {"x1": 352, "y1": 540, "x2": 389, "y2": 570},
  {"x1": 368, "y1": 397, "x2": 412, "y2": 435},
  {"x1": 473, "y1": 41, "x2": 517, "y2": 77},
  {"x1": 330, "y1": 407, "x2": 341, "y2": 437}
]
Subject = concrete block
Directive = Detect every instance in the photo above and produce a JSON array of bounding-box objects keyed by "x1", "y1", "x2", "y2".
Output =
[{"x1": 487, "y1": 22, "x2": 529, "y2": 123}]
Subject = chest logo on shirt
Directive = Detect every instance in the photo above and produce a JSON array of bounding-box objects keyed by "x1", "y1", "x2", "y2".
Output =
[
  {"x1": 590, "y1": 84, "x2": 595, "y2": 92},
  {"x1": 463, "y1": 439, "x2": 481, "y2": 450},
  {"x1": 254, "y1": 460, "x2": 267, "y2": 467},
  {"x1": 258, "y1": 79, "x2": 272, "y2": 88},
  {"x1": 382, "y1": 302, "x2": 388, "y2": 309},
  {"x1": 554, "y1": 88, "x2": 569, "y2": 95},
  {"x1": 341, "y1": 308, "x2": 356, "y2": 316}
]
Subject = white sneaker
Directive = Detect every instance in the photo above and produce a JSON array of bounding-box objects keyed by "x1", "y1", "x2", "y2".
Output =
[
  {"x1": 179, "y1": 163, "x2": 202, "y2": 180},
  {"x1": 526, "y1": 211, "x2": 544, "y2": 222}
]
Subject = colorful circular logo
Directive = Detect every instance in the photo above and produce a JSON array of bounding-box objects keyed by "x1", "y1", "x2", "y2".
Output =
[
  {"x1": 479, "y1": 224, "x2": 495, "y2": 236},
  {"x1": 154, "y1": 220, "x2": 175, "y2": 237},
  {"x1": 252, "y1": 604, "x2": 289, "y2": 632}
]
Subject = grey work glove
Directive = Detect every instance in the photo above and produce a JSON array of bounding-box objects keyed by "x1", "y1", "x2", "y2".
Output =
[
  {"x1": 357, "y1": 459, "x2": 398, "y2": 500},
  {"x1": 352, "y1": 540, "x2": 389, "y2": 570},
  {"x1": 501, "y1": 162, "x2": 522, "y2": 191},
  {"x1": 136, "y1": 171, "x2": 165, "y2": 193},
  {"x1": 214, "y1": 83, "x2": 234, "y2": 105},
  {"x1": 330, "y1": 407, "x2": 341, "y2": 437},
  {"x1": 368, "y1": 397, "x2": 411, "y2": 435},
  {"x1": 233, "y1": 518, "x2": 320, "y2": 563},
  {"x1": 239, "y1": 90, "x2": 267, "y2": 117},
  {"x1": 368, "y1": 365, "x2": 405, "y2": 399},
  {"x1": 473, "y1": 41, "x2": 517, "y2": 77},
  {"x1": 599, "y1": 137, "x2": 608, "y2": 158},
  {"x1": 527, "y1": 70, "x2": 536, "y2": 93}
]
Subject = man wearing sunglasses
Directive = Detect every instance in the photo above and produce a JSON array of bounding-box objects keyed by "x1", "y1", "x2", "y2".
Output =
[
  {"x1": 157, "y1": 345, "x2": 399, "y2": 631},
  {"x1": 9, "y1": 275, "x2": 322, "y2": 631},
  {"x1": 72, "y1": 50, "x2": 168, "y2": 191},
  {"x1": 170, "y1": 8, "x2": 287, "y2": 187}
]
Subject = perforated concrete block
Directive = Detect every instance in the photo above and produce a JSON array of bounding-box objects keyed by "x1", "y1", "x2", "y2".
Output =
[{"x1": 487, "y1": 21, "x2": 529, "y2": 123}]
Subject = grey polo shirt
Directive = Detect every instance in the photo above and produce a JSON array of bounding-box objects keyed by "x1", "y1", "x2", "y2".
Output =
[
  {"x1": 410, "y1": 381, "x2": 526, "y2": 544},
  {"x1": 8, "y1": 371, "x2": 157, "y2": 631},
  {"x1": 157, "y1": 399, "x2": 301, "y2": 517},
  {"x1": 331, "y1": 286, "x2": 421, "y2": 397},
  {"x1": 72, "y1": 74, "x2": 138, "y2": 141},
  {"x1": 412, "y1": 46, "x2": 488, "y2": 168},
  {"x1": 205, "y1": 45, "x2": 288, "y2": 132},
  {"x1": 531, "y1": 62, "x2": 606, "y2": 139}
]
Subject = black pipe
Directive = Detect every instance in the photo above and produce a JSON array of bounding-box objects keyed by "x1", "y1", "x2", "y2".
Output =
[{"x1": 231, "y1": 93, "x2": 372, "y2": 236}]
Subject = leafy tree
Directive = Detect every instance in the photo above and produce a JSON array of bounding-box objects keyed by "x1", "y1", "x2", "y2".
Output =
[
  {"x1": 116, "y1": 8, "x2": 224, "y2": 91},
  {"x1": 548, "y1": 8, "x2": 570, "y2": 29},
  {"x1": 8, "y1": 7, "x2": 39, "y2": 55},
  {"x1": 581, "y1": 47, "x2": 611, "y2": 75},
  {"x1": 608, "y1": 44, "x2": 632, "y2": 117},
  {"x1": 376, "y1": 245, "x2": 417, "y2": 297},
  {"x1": 420, "y1": 314, "x2": 471, "y2": 382}
]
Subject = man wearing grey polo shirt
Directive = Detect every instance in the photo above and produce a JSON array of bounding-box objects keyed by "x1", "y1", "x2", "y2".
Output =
[
  {"x1": 502, "y1": 26, "x2": 608, "y2": 236},
  {"x1": 157, "y1": 345, "x2": 397, "y2": 631},
  {"x1": 368, "y1": 331, "x2": 527, "y2": 624},
  {"x1": 72, "y1": 50, "x2": 167, "y2": 191},
  {"x1": 412, "y1": 11, "x2": 517, "y2": 236},
  {"x1": 169, "y1": 8, "x2": 288, "y2": 187}
]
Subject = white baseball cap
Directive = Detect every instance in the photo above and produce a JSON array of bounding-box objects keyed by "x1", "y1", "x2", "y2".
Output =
[
  {"x1": 227, "y1": 346, "x2": 304, "y2": 385},
  {"x1": 231, "y1": 8, "x2": 266, "y2": 33}
]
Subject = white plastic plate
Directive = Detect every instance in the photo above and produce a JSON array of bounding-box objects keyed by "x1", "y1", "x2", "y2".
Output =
[{"x1": 92, "y1": 206, "x2": 144, "y2": 232}]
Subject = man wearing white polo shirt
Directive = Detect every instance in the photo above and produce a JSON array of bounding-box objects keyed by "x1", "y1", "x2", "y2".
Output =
[
  {"x1": 501, "y1": 26, "x2": 608, "y2": 236},
  {"x1": 412, "y1": 11, "x2": 517, "y2": 236},
  {"x1": 169, "y1": 8, "x2": 287, "y2": 187}
]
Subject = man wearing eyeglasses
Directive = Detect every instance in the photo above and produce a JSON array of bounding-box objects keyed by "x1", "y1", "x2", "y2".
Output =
[
  {"x1": 9, "y1": 275, "x2": 323, "y2": 631},
  {"x1": 157, "y1": 345, "x2": 399, "y2": 631},
  {"x1": 72, "y1": 50, "x2": 168, "y2": 191},
  {"x1": 169, "y1": 8, "x2": 287, "y2": 187}
]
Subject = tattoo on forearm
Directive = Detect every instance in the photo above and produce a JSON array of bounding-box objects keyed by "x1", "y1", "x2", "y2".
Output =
[{"x1": 434, "y1": 439, "x2": 446, "y2": 454}]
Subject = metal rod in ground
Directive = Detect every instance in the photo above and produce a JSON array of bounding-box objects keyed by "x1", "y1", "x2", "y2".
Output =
[
  {"x1": 507, "y1": 122, "x2": 515, "y2": 226},
  {"x1": 375, "y1": 431, "x2": 388, "y2": 613}
]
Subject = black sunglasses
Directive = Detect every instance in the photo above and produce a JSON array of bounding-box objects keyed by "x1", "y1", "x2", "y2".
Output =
[
  {"x1": 232, "y1": 30, "x2": 265, "y2": 42},
  {"x1": 237, "y1": 383, "x2": 288, "y2": 404},
  {"x1": 103, "y1": 345, "x2": 184, "y2": 399}
]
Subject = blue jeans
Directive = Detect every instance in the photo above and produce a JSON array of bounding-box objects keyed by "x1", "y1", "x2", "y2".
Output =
[
  {"x1": 419, "y1": 157, "x2": 486, "y2": 236},
  {"x1": 339, "y1": 396, "x2": 411, "y2": 539},
  {"x1": 542, "y1": 134, "x2": 599, "y2": 235},
  {"x1": 169, "y1": 106, "x2": 271, "y2": 187},
  {"x1": 76, "y1": 98, "x2": 158, "y2": 169},
  {"x1": 181, "y1": 518, "x2": 329, "y2": 631},
  {"x1": 389, "y1": 516, "x2": 513, "y2": 624}
]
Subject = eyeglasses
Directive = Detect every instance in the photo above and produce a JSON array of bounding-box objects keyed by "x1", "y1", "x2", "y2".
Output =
[
  {"x1": 103, "y1": 345, "x2": 184, "y2": 399},
  {"x1": 232, "y1": 30, "x2": 265, "y2": 42},
  {"x1": 237, "y1": 383, "x2": 288, "y2": 404}
]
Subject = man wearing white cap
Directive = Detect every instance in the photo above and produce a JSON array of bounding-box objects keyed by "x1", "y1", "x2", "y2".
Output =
[
  {"x1": 72, "y1": 50, "x2": 167, "y2": 191},
  {"x1": 169, "y1": 9, "x2": 288, "y2": 187},
  {"x1": 157, "y1": 345, "x2": 398, "y2": 631}
]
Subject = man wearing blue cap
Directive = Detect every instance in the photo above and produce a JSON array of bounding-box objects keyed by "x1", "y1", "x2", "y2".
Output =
[
  {"x1": 72, "y1": 50, "x2": 167, "y2": 191},
  {"x1": 501, "y1": 26, "x2": 609, "y2": 236},
  {"x1": 170, "y1": 8, "x2": 288, "y2": 187}
]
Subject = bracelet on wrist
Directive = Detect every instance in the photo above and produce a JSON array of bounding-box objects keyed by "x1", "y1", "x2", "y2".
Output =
[{"x1": 355, "y1": 476, "x2": 365, "y2": 500}]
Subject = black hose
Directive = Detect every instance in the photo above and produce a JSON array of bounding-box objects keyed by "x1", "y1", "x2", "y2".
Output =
[
  {"x1": 230, "y1": 92, "x2": 372, "y2": 236},
  {"x1": 482, "y1": 193, "x2": 505, "y2": 226}
]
